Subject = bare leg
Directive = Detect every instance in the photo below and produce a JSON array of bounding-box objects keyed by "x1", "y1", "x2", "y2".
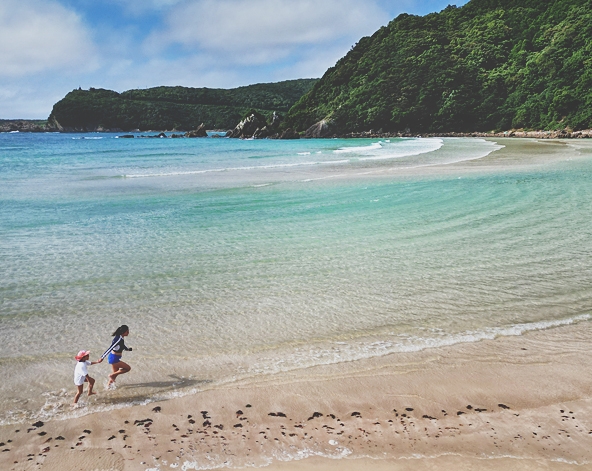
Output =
[
  {"x1": 87, "y1": 376, "x2": 96, "y2": 396},
  {"x1": 74, "y1": 384, "x2": 84, "y2": 404},
  {"x1": 109, "y1": 361, "x2": 131, "y2": 385}
]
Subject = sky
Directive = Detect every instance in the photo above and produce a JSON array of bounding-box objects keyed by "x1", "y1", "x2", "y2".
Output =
[{"x1": 0, "y1": 0, "x2": 469, "y2": 118}]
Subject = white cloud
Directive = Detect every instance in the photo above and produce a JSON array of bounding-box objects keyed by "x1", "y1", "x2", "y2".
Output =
[
  {"x1": 272, "y1": 46, "x2": 354, "y2": 81},
  {"x1": 107, "y1": 0, "x2": 184, "y2": 14},
  {"x1": 135, "y1": 0, "x2": 182, "y2": 7},
  {"x1": 0, "y1": 0, "x2": 96, "y2": 77},
  {"x1": 0, "y1": 76, "x2": 74, "y2": 118},
  {"x1": 104, "y1": 0, "x2": 184, "y2": 17},
  {"x1": 106, "y1": 53, "x2": 252, "y2": 91},
  {"x1": 147, "y1": 0, "x2": 389, "y2": 64}
]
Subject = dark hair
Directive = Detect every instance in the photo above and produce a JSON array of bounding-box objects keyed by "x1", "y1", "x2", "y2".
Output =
[{"x1": 112, "y1": 325, "x2": 129, "y2": 337}]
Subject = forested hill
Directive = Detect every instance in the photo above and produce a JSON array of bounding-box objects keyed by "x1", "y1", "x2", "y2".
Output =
[
  {"x1": 48, "y1": 79, "x2": 318, "y2": 132},
  {"x1": 285, "y1": 0, "x2": 592, "y2": 135}
]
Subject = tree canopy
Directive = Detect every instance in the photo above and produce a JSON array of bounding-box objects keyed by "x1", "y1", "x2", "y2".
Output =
[
  {"x1": 48, "y1": 80, "x2": 318, "y2": 132},
  {"x1": 284, "y1": 0, "x2": 592, "y2": 133}
]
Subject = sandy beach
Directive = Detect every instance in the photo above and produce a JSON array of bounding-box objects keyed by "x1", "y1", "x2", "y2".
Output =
[
  {"x1": 2, "y1": 318, "x2": 592, "y2": 471},
  {"x1": 0, "y1": 139, "x2": 592, "y2": 471}
]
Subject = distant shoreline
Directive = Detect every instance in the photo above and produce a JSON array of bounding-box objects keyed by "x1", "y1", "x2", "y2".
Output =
[
  {"x1": 0, "y1": 120, "x2": 49, "y2": 133},
  {"x1": 2, "y1": 120, "x2": 591, "y2": 140},
  {"x1": 339, "y1": 129, "x2": 592, "y2": 140}
]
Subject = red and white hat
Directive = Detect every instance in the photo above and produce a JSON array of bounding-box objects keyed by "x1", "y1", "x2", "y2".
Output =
[{"x1": 75, "y1": 350, "x2": 90, "y2": 361}]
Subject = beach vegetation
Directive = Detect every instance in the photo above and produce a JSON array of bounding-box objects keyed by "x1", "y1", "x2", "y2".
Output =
[{"x1": 284, "y1": 0, "x2": 592, "y2": 134}]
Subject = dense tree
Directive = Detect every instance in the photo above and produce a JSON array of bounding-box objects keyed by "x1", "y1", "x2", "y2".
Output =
[
  {"x1": 48, "y1": 80, "x2": 318, "y2": 132},
  {"x1": 285, "y1": 0, "x2": 592, "y2": 133}
]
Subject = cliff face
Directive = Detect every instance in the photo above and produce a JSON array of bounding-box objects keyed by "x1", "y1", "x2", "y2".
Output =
[
  {"x1": 285, "y1": 0, "x2": 592, "y2": 134},
  {"x1": 0, "y1": 120, "x2": 54, "y2": 132},
  {"x1": 47, "y1": 80, "x2": 318, "y2": 132}
]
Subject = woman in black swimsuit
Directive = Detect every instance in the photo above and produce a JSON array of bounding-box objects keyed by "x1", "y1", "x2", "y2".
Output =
[{"x1": 101, "y1": 325, "x2": 132, "y2": 387}]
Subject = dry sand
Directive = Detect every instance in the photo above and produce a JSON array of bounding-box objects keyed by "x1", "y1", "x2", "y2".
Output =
[{"x1": 2, "y1": 320, "x2": 592, "y2": 471}]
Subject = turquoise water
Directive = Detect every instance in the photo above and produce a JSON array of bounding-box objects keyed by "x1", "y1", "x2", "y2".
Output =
[{"x1": 1, "y1": 133, "x2": 591, "y2": 423}]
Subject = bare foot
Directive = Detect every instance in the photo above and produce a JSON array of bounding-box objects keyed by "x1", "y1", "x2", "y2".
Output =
[
  {"x1": 88, "y1": 391, "x2": 97, "y2": 397},
  {"x1": 106, "y1": 379, "x2": 117, "y2": 390}
]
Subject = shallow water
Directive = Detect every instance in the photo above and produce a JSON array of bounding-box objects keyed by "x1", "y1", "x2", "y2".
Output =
[{"x1": 0, "y1": 133, "x2": 591, "y2": 424}]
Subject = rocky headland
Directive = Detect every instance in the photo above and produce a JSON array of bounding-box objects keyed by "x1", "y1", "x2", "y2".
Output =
[{"x1": 0, "y1": 120, "x2": 54, "y2": 133}]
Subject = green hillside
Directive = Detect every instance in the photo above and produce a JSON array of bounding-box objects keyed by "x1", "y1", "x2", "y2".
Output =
[
  {"x1": 48, "y1": 79, "x2": 318, "y2": 132},
  {"x1": 285, "y1": 0, "x2": 592, "y2": 134}
]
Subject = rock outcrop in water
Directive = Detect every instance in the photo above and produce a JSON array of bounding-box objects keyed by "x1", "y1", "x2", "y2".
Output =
[
  {"x1": 184, "y1": 123, "x2": 208, "y2": 138},
  {"x1": 227, "y1": 112, "x2": 268, "y2": 139},
  {"x1": 227, "y1": 110, "x2": 300, "y2": 139}
]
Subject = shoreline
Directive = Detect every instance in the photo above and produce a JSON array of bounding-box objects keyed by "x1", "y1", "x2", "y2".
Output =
[
  {"x1": 339, "y1": 129, "x2": 592, "y2": 140},
  {"x1": 2, "y1": 321, "x2": 592, "y2": 471},
  {"x1": 2, "y1": 124, "x2": 592, "y2": 140}
]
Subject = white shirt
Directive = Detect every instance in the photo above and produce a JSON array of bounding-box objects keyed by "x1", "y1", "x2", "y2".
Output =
[{"x1": 74, "y1": 360, "x2": 91, "y2": 386}]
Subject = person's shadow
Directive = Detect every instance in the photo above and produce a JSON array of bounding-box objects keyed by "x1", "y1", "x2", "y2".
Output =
[
  {"x1": 125, "y1": 375, "x2": 212, "y2": 391},
  {"x1": 103, "y1": 375, "x2": 212, "y2": 404}
]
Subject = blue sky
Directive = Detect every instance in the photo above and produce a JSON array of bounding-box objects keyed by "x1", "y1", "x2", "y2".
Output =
[{"x1": 0, "y1": 0, "x2": 468, "y2": 118}]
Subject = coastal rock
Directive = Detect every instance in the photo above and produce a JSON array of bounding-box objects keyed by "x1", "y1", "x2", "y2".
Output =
[
  {"x1": 253, "y1": 126, "x2": 273, "y2": 139},
  {"x1": 0, "y1": 120, "x2": 51, "y2": 133},
  {"x1": 140, "y1": 132, "x2": 168, "y2": 138},
  {"x1": 336, "y1": 128, "x2": 592, "y2": 139},
  {"x1": 305, "y1": 119, "x2": 334, "y2": 138},
  {"x1": 278, "y1": 128, "x2": 300, "y2": 140},
  {"x1": 229, "y1": 112, "x2": 267, "y2": 139},
  {"x1": 185, "y1": 123, "x2": 208, "y2": 138},
  {"x1": 251, "y1": 112, "x2": 283, "y2": 139},
  {"x1": 46, "y1": 116, "x2": 123, "y2": 133}
]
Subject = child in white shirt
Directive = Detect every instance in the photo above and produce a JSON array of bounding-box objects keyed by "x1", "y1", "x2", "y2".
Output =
[{"x1": 73, "y1": 350, "x2": 103, "y2": 404}]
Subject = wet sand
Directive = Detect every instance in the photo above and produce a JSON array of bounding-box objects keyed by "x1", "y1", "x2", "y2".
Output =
[{"x1": 2, "y1": 320, "x2": 592, "y2": 471}]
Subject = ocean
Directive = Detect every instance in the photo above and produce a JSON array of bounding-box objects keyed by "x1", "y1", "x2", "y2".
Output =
[{"x1": 0, "y1": 132, "x2": 591, "y2": 425}]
